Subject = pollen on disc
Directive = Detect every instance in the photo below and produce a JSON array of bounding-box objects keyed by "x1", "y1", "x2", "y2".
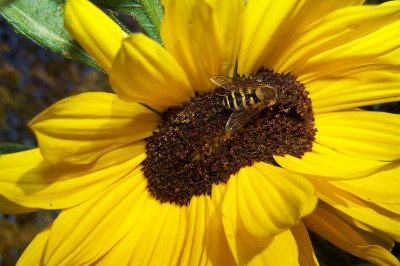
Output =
[{"x1": 142, "y1": 69, "x2": 316, "y2": 205}]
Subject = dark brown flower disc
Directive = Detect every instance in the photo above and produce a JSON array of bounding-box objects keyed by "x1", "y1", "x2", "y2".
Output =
[{"x1": 142, "y1": 69, "x2": 316, "y2": 205}]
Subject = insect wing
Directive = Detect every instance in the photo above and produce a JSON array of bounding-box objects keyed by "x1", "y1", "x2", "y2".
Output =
[
  {"x1": 210, "y1": 75, "x2": 255, "y2": 92},
  {"x1": 225, "y1": 106, "x2": 266, "y2": 132},
  {"x1": 210, "y1": 75, "x2": 234, "y2": 87}
]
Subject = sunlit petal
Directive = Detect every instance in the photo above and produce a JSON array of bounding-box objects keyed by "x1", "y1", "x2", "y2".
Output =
[
  {"x1": 329, "y1": 164, "x2": 400, "y2": 205},
  {"x1": 162, "y1": 0, "x2": 242, "y2": 91},
  {"x1": 309, "y1": 68, "x2": 400, "y2": 114},
  {"x1": 310, "y1": 179, "x2": 400, "y2": 241},
  {"x1": 0, "y1": 195, "x2": 39, "y2": 214},
  {"x1": 221, "y1": 162, "x2": 316, "y2": 262},
  {"x1": 38, "y1": 169, "x2": 147, "y2": 264},
  {"x1": 315, "y1": 110, "x2": 400, "y2": 161},
  {"x1": 280, "y1": 2, "x2": 400, "y2": 112},
  {"x1": 279, "y1": 2, "x2": 400, "y2": 75},
  {"x1": 29, "y1": 92, "x2": 158, "y2": 164},
  {"x1": 304, "y1": 204, "x2": 398, "y2": 266},
  {"x1": 64, "y1": 0, "x2": 126, "y2": 72},
  {"x1": 239, "y1": 0, "x2": 364, "y2": 75},
  {"x1": 248, "y1": 230, "x2": 299, "y2": 266},
  {"x1": 109, "y1": 33, "x2": 193, "y2": 108},
  {"x1": 0, "y1": 144, "x2": 145, "y2": 211},
  {"x1": 18, "y1": 222, "x2": 52, "y2": 265},
  {"x1": 275, "y1": 143, "x2": 394, "y2": 180},
  {"x1": 291, "y1": 221, "x2": 319, "y2": 266}
]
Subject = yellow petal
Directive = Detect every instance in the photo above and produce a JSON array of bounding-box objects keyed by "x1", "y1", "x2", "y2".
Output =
[
  {"x1": 309, "y1": 68, "x2": 400, "y2": 114},
  {"x1": 0, "y1": 144, "x2": 145, "y2": 211},
  {"x1": 64, "y1": 0, "x2": 126, "y2": 73},
  {"x1": 376, "y1": 203, "x2": 400, "y2": 216},
  {"x1": 213, "y1": 0, "x2": 244, "y2": 76},
  {"x1": 180, "y1": 195, "x2": 236, "y2": 265},
  {"x1": 280, "y1": 2, "x2": 400, "y2": 112},
  {"x1": 304, "y1": 204, "x2": 399, "y2": 266},
  {"x1": 213, "y1": 180, "x2": 303, "y2": 265},
  {"x1": 162, "y1": 0, "x2": 237, "y2": 92},
  {"x1": 315, "y1": 111, "x2": 400, "y2": 161},
  {"x1": 221, "y1": 162, "x2": 317, "y2": 262},
  {"x1": 29, "y1": 92, "x2": 159, "y2": 164},
  {"x1": 310, "y1": 179, "x2": 400, "y2": 241},
  {"x1": 278, "y1": 2, "x2": 400, "y2": 75},
  {"x1": 238, "y1": 0, "x2": 364, "y2": 75},
  {"x1": 26, "y1": 167, "x2": 231, "y2": 264},
  {"x1": 29, "y1": 169, "x2": 146, "y2": 264},
  {"x1": 329, "y1": 163, "x2": 400, "y2": 206},
  {"x1": 239, "y1": 0, "x2": 299, "y2": 75},
  {"x1": 115, "y1": 195, "x2": 188, "y2": 265},
  {"x1": 109, "y1": 33, "x2": 193, "y2": 107},
  {"x1": 179, "y1": 196, "x2": 208, "y2": 265},
  {"x1": 0, "y1": 195, "x2": 39, "y2": 214},
  {"x1": 248, "y1": 230, "x2": 299, "y2": 266},
  {"x1": 275, "y1": 143, "x2": 394, "y2": 180},
  {"x1": 100, "y1": 184, "x2": 187, "y2": 265},
  {"x1": 291, "y1": 221, "x2": 319, "y2": 266},
  {"x1": 17, "y1": 222, "x2": 52, "y2": 265},
  {"x1": 215, "y1": 180, "x2": 267, "y2": 264},
  {"x1": 96, "y1": 193, "x2": 235, "y2": 265}
]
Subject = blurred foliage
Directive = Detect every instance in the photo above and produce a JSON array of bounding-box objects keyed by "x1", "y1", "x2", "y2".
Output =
[
  {"x1": 0, "y1": 17, "x2": 112, "y2": 146},
  {"x1": 0, "y1": 211, "x2": 58, "y2": 266},
  {"x1": 0, "y1": 142, "x2": 34, "y2": 154}
]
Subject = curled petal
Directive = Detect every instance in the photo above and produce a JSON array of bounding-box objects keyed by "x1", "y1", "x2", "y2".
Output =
[
  {"x1": 310, "y1": 179, "x2": 400, "y2": 241},
  {"x1": 64, "y1": 0, "x2": 126, "y2": 73},
  {"x1": 291, "y1": 221, "x2": 319, "y2": 266},
  {"x1": 29, "y1": 92, "x2": 158, "y2": 165},
  {"x1": 221, "y1": 162, "x2": 316, "y2": 264},
  {"x1": 304, "y1": 204, "x2": 399, "y2": 266},
  {"x1": 109, "y1": 33, "x2": 193, "y2": 108}
]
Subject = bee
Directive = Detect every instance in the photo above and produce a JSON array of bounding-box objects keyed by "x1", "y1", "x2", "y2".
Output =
[{"x1": 210, "y1": 75, "x2": 278, "y2": 132}]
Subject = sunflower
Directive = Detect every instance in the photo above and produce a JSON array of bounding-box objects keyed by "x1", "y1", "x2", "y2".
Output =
[{"x1": 1, "y1": 0, "x2": 400, "y2": 264}]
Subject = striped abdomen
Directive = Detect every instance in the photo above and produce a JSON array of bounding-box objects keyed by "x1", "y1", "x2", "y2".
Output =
[{"x1": 222, "y1": 88, "x2": 261, "y2": 110}]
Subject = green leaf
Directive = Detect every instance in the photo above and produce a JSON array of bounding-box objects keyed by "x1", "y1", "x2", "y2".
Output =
[
  {"x1": 92, "y1": 0, "x2": 163, "y2": 45},
  {"x1": 0, "y1": 143, "x2": 35, "y2": 154},
  {"x1": 0, "y1": 0, "x2": 14, "y2": 8},
  {"x1": 0, "y1": 0, "x2": 102, "y2": 71}
]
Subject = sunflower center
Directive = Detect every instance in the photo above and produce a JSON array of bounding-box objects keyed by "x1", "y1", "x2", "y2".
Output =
[{"x1": 142, "y1": 69, "x2": 316, "y2": 205}]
